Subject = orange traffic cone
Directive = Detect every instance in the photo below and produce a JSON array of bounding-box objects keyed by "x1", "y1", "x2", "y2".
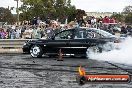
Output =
[{"x1": 57, "y1": 49, "x2": 63, "y2": 61}]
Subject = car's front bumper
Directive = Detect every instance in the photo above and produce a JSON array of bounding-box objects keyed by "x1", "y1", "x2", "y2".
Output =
[{"x1": 22, "y1": 44, "x2": 30, "y2": 54}]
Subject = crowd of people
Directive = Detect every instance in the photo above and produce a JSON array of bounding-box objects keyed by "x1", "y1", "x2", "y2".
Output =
[
  {"x1": 0, "y1": 16, "x2": 132, "y2": 39},
  {"x1": 0, "y1": 20, "x2": 68, "y2": 39}
]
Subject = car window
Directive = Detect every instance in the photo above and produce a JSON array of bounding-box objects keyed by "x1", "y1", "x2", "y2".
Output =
[
  {"x1": 86, "y1": 30, "x2": 95, "y2": 38},
  {"x1": 86, "y1": 30, "x2": 103, "y2": 38},
  {"x1": 55, "y1": 30, "x2": 73, "y2": 40},
  {"x1": 75, "y1": 30, "x2": 86, "y2": 39},
  {"x1": 75, "y1": 29, "x2": 103, "y2": 39},
  {"x1": 95, "y1": 29, "x2": 113, "y2": 37}
]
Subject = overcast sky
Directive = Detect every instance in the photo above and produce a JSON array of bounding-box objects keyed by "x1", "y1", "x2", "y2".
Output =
[
  {"x1": 71, "y1": 0, "x2": 132, "y2": 12},
  {"x1": 0, "y1": 0, "x2": 132, "y2": 13}
]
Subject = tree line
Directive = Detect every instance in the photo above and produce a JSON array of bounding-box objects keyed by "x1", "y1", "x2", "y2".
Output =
[
  {"x1": 0, "y1": 0, "x2": 131, "y2": 24},
  {"x1": 111, "y1": 6, "x2": 132, "y2": 24},
  {"x1": 19, "y1": 0, "x2": 87, "y2": 23}
]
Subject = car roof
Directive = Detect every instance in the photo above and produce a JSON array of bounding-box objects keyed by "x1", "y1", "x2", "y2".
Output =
[{"x1": 79, "y1": 27, "x2": 101, "y2": 31}]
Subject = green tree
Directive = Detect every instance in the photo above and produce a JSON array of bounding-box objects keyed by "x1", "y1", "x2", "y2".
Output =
[
  {"x1": 123, "y1": 6, "x2": 132, "y2": 14},
  {"x1": 125, "y1": 13, "x2": 132, "y2": 24},
  {"x1": 0, "y1": 7, "x2": 16, "y2": 24},
  {"x1": 75, "y1": 9, "x2": 86, "y2": 20},
  {"x1": 20, "y1": 0, "x2": 76, "y2": 22},
  {"x1": 110, "y1": 13, "x2": 125, "y2": 22},
  {"x1": 122, "y1": 6, "x2": 132, "y2": 23}
]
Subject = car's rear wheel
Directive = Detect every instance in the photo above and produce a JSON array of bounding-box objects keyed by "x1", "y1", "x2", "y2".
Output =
[
  {"x1": 30, "y1": 45, "x2": 43, "y2": 58},
  {"x1": 86, "y1": 46, "x2": 102, "y2": 58}
]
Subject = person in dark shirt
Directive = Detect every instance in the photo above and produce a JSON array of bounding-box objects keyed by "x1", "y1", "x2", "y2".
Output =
[
  {"x1": 126, "y1": 26, "x2": 132, "y2": 36},
  {"x1": 121, "y1": 26, "x2": 127, "y2": 34},
  {"x1": 45, "y1": 23, "x2": 54, "y2": 39},
  {"x1": 45, "y1": 17, "x2": 51, "y2": 25},
  {"x1": 32, "y1": 17, "x2": 37, "y2": 25},
  {"x1": 77, "y1": 18, "x2": 85, "y2": 27},
  {"x1": 126, "y1": 25, "x2": 132, "y2": 33}
]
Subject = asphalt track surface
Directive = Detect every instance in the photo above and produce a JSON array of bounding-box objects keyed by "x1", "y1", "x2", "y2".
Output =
[{"x1": 0, "y1": 54, "x2": 132, "y2": 88}]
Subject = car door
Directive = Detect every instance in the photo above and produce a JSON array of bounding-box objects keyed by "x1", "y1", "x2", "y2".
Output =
[
  {"x1": 69, "y1": 28, "x2": 105, "y2": 54},
  {"x1": 69, "y1": 29, "x2": 88, "y2": 54},
  {"x1": 46, "y1": 29, "x2": 74, "y2": 54}
]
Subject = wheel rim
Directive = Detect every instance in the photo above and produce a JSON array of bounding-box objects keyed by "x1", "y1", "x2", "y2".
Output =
[
  {"x1": 86, "y1": 46, "x2": 100, "y2": 58},
  {"x1": 87, "y1": 46, "x2": 99, "y2": 54},
  {"x1": 103, "y1": 42, "x2": 115, "y2": 51},
  {"x1": 30, "y1": 46, "x2": 40, "y2": 57}
]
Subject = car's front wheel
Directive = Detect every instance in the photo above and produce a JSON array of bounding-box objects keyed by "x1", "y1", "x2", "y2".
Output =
[{"x1": 30, "y1": 45, "x2": 43, "y2": 58}]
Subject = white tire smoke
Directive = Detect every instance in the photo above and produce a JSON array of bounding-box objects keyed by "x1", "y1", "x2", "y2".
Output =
[{"x1": 87, "y1": 37, "x2": 132, "y2": 65}]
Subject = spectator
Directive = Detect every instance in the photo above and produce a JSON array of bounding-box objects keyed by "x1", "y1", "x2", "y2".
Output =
[
  {"x1": 45, "y1": 23, "x2": 54, "y2": 39},
  {"x1": 126, "y1": 25, "x2": 132, "y2": 36},
  {"x1": 36, "y1": 26, "x2": 42, "y2": 39},
  {"x1": 45, "y1": 17, "x2": 51, "y2": 24},
  {"x1": 32, "y1": 17, "x2": 37, "y2": 25},
  {"x1": 37, "y1": 17, "x2": 42, "y2": 25},
  {"x1": 87, "y1": 17, "x2": 92, "y2": 25},
  {"x1": 10, "y1": 26, "x2": 16, "y2": 39},
  {"x1": 10, "y1": 29, "x2": 16, "y2": 39},
  {"x1": 54, "y1": 25, "x2": 62, "y2": 34},
  {"x1": 121, "y1": 26, "x2": 127, "y2": 34},
  {"x1": 16, "y1": 26, "x2": 21, "y2": 39},
  {"x1": 110, "y1": 17, "x2": 116, "y2": 23},
  {"x1": 77, "y1": 17, "x2": 85, "y2": 27},
  {"x1": 6, "y1": 27, "x2": 12, "y2": 39},
  {"x1": 40, "y1": 25, "x2": 46, "y2": 38},
  {"x1": 24, "y1": 26, "x2": 33, "y2": 39},
  {"x1": 86, "y1": 22, "x2": 91, "y2": 28},
  {"x1": 32, "y1": 26, "x2": 38, "y2": 39},
  {"x1": 103, "y1": 16, "x2": 110, "y2": 23},
  {"x1": 21, "y1": 26, "x2": 26, "y2": 38},
  {"x1": 91, "y1": 16, "x2": 97, "y2": 28},
  {"x1": 126, "y1": 25, "x2": 132, "y2": 33}
]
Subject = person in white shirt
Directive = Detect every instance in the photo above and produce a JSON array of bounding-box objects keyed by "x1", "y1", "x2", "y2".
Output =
[
  {"x1": 91, "y1": 16, "x2": 97, "y2": 28},
  {"x1": 16, "y1": 26, "x2": 21, "y2": 39},
  {"x1": 24, "y1": 26, "x2": 33, "y2": 39}
]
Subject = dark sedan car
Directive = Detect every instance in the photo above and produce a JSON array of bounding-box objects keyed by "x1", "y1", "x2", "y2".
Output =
[{"x1": 23, "y1": 27, "x2": 118, "y2": 58}]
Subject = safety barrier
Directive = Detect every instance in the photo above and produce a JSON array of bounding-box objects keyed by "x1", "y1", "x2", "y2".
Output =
[
  {"x1": 0, "y1": 39, "x2": 36, "y2": 53},
  {"x1": 0, "y1": 39, "x2": 32, "y2": 49}
]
